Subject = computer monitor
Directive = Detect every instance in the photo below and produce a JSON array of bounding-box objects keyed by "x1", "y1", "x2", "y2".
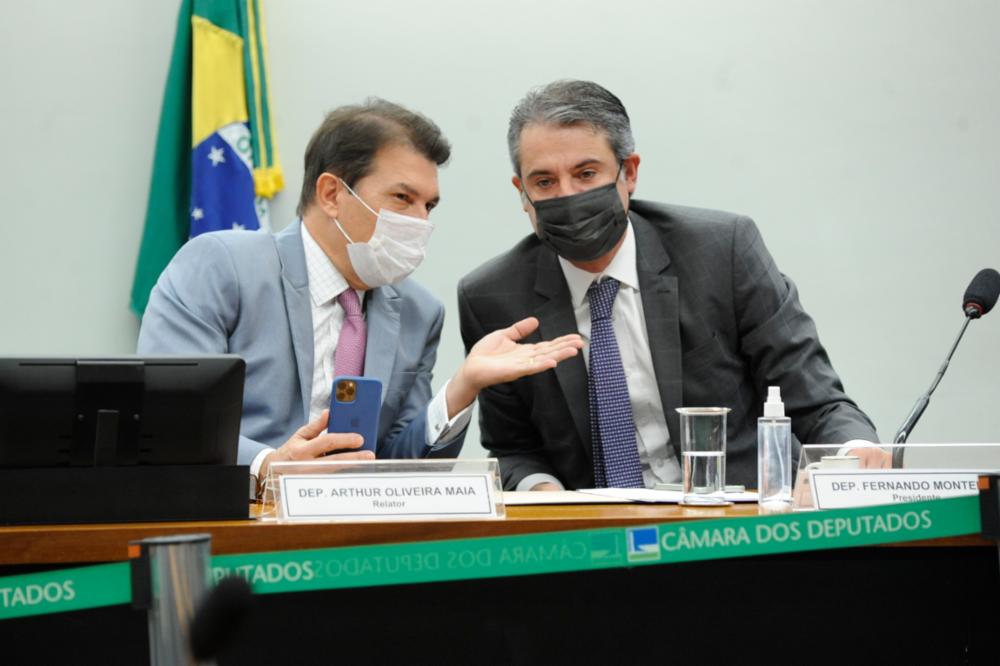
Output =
[{"x1": 0, "y1": 356, "x2": 244, "y2": 467}]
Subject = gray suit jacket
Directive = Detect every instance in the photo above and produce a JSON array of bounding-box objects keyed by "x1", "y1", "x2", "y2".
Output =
[
  {"x1": 458, "y1": 200, "x2": 877, "y2": 490},
  {"x1": 138, "y1": 221, "x2": 464, "y2": 464}
]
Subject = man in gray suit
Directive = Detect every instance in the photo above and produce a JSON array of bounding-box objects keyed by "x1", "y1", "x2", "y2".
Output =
[
  {"x1": 458, "y1": 80, "x2": 879, "y2": 491},
  {"x1": 139, "y1": 99, "x2": 582, "y2": 496}
]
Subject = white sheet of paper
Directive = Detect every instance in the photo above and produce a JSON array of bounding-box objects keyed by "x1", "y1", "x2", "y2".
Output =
[
  {"x1": 577, "y1": 488, "x2": 759, "y2": 503},
  {"x1": 502, "y1": 490, "x2": 637, "y2": 505}
]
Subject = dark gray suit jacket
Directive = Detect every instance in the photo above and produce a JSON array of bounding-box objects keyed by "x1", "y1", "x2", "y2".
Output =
[{"x1": 457, "y1": 200, "x2": 878, "y2": 490}]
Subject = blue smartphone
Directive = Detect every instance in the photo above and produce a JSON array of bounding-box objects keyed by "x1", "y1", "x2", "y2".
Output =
[{"x1": 327, "y1": 376, "x2": 381, "y2": 454}]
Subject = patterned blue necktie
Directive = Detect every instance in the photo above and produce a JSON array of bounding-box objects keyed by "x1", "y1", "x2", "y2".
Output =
[{"x1": 587, "y1": 277, "x2": 644, "y2": 488}]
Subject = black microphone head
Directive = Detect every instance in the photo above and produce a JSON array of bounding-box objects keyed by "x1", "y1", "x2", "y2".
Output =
[
  {"x1": 189, "y1": 576, "x2": 255, "y2": 661},
  {"x1": 963, "y1": 268, "x2": 1000, "y2": 318}
]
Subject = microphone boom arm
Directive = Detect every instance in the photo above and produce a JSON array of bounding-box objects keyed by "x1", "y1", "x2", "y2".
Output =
[{"x1": 893, "y1": 316, "x2": 972, "y2": 444}]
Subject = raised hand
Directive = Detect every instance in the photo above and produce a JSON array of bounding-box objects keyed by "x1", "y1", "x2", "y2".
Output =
[{"x1": 446, "y1": 317, "x2": 583, "y2": 418}]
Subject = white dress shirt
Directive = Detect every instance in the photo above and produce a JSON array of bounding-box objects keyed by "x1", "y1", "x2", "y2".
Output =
[
  {"x1": 249, "y1": 224, "x2": 471, "y2": 476},
  {"x1": 517, "y1": 222, "x2": 682, "y2": 491}
]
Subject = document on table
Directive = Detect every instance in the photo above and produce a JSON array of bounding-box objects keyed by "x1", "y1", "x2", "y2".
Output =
[
  {"x1": 502, "y1": 491, "x2": 637, "y2": 505},
  {"x1": 577, "y1": 488, "x2": 759, "y2": 503},
  {"x1": 502, "y1": 489, "x2": 759, "y2": 505}
]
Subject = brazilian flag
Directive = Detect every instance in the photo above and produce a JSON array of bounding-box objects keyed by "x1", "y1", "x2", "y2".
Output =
[{"x1": 130, "y1": 0, "x2": 282, "y2": 316}]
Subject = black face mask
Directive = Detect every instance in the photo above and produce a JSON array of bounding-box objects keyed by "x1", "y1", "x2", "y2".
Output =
[{"x1": 524, "y1": 169, "x2": 628, "y2": 262}]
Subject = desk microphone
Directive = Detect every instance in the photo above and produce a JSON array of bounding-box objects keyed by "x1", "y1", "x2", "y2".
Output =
[{"x1": 892, "y1": 268, "x2": 1000, "y2": 446}]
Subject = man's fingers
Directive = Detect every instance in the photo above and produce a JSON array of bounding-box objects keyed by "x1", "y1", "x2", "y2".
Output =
[
  {"x1": 526, "y1": 358, "x2": 558, "y2": 370},
  {"x1": 531, "y1": 336, "x2": 584, "y2": 356},
  {"x1": 848, "y1": 448, "x2": 892, "y2": 469},
  {"x1": 520, "y1": 355, "x2": 559, "y2": 375},
  {"x1": 536, "y1": 341, "x2": 584, "y2": 356},
  {"x1": 546, "y1": 334, "x2": 584, "y2": 347},
  {"x1": 541, "y1": 346, "x2": 580, "y2": 363},
  {"x1": 305, "y1": 431, "x2": 365, "y2": 458},
  {"x1": 510, "y1": 342, "x2": 581, "y2": 377},
  {"x1": 327, "y1": 450, "x2": 376, "y2": 461},
  {"x1": 526, "y1": 340, "x2": 582, "y2": 364},
  {"x1": 504, "y1": 316, "x2": 540, "y2": 342},
  {"x1": 296, "y1": 409, "x2": 330, "y2": 440}
]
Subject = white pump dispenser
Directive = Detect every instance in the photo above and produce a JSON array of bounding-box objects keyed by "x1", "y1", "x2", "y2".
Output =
[
  {"x1": 763, "y1": 386, "x2": 785, "y2": 418},
  {"x1": 758, "y1": 385, "x2": 792, "y2": 513}
]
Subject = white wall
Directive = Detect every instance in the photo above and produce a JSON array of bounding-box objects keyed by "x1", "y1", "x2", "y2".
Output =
[
  {"x1": 1, "y1": 0, "x2": 997, "y2": 453},
  {"x1": 0, "y1": 0, "x2": 182, "y2": 354}
]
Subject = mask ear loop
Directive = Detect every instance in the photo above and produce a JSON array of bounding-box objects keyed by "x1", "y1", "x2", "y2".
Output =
[
  {"x1": 332, "y1": 177, "x2": 379, "y2": 244},
  {"x1": 338, "y1": 178, "x2": 379, "y2": 217},
  {"x1": 518, "y1": 178, "x2": 535, "y2": 207},
  {"x1": 333, "y1": 218, "x2": 355, "y2": 243}
]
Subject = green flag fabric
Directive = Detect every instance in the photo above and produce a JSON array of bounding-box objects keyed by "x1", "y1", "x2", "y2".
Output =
[{"x1": 130, "y1": 0, "x2": 281, "y2": 317}]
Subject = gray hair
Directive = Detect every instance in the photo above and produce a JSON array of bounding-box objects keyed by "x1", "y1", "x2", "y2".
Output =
[{"x1": 507, "y1": 80, "x2": 635, "y2": 176}]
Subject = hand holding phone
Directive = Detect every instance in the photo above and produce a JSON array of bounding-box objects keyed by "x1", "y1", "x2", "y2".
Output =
[{"x1": 327, "y1": 376, "x2": 381, "y2": 454}]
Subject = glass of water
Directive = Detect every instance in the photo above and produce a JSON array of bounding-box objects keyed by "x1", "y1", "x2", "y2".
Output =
[{"x1": 676, "y1": 407, "x2": 731, "y2": 505}]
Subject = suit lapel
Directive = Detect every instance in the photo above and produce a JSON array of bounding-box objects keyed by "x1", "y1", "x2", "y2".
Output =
[
  {"x1": 630, "y1": 212, "x2": 684, "y2": 446},
  {"x1": 275, "y1": 221, "x2": 314, "y2": 423},
  {"x1": 534, "y1": 249, "x2": 592, "y2": 459},
  {"x1": 363, "y1": 285, "x2": 400, "y2": 405}
]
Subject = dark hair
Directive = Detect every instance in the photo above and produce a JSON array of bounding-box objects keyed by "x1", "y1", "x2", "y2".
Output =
[
  {"x1": 297, "y1": 98, "x2": 451, "y2": 216},
  {"x1": 507, "y1": 80, "x2": 634, "y2": 176}
]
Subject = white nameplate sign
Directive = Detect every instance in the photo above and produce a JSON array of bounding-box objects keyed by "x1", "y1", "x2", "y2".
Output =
[
  {"x1": 811, "y1": 469, "x2": 984, "y2": 509},
  {"x1": 279, "y1": 473, "x2": 499, "y2": 520}
]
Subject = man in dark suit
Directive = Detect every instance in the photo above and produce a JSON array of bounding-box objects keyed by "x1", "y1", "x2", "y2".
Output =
[{"x1": 458, "y1": 80, "x2": 879, "y2": 491}]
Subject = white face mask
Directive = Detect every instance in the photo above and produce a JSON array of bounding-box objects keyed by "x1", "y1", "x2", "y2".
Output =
[{"x1": 334, "y1": 180, "x2": 435, "y2": 288}]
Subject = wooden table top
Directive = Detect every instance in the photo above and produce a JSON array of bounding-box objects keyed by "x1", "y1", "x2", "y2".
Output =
[{"x1": 0, "y1": 502, "x2": 989, "y2": 566}]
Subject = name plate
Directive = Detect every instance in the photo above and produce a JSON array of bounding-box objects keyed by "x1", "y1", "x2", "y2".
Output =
[
  {"x1": 811, "y1": 469, "x2": 982, "y2": 509},
  {"x1": 279, "y1": 472, "x2": 499, "y2": 520}
]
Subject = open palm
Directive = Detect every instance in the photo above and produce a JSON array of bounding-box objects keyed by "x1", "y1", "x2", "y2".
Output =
[{"x1": 461, "y1": 317, "x2": 583, "y2": 390}]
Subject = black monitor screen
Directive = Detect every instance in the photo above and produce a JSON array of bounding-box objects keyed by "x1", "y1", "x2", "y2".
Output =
[{"x1": 0, "y1": 356, "x2": 244, "y2": 467}]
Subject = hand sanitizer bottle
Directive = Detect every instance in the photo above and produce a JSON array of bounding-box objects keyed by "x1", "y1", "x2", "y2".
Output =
[{"x1": 758, "y1": 386, "x2": 792, "y2": 513}]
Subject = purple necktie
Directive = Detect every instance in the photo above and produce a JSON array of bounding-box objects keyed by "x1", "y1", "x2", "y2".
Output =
[
  {"x1": 587, "y1": 277, "x2": 644, "y2": 488},
  {"x1": 334, "y1": 288, "x2": 366, "y2": 377}
]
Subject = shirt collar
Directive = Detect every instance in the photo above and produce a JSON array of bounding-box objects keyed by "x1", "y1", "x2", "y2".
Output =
[
  {"x1": 557, "y1": 219, "x2": 639, "y2": 308},
  {"x1": 300, "y1": 222, "x2": 350, "y2": 307}
]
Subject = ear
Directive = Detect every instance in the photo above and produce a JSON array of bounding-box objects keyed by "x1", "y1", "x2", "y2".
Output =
[
  {"x1": 512, "y1": 175, "x2": 531, "y2": 213},
  {"x1": 622, "y1": 153, "x2": 640, "y2": 195},
  {"x1": 314, "y1": 173, "x2": 344, "y2": 219}
]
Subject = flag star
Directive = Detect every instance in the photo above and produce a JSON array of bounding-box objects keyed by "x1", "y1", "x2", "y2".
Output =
[
  {"x1": 232, "y1": 222, "x2": 245, "y2": 230},
  {"x1": 208, "y1": 146, "x2": 226, "y2": 166},
  {"x1": 191, "y1": 207, "x2": 204, "y2": 220}
]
